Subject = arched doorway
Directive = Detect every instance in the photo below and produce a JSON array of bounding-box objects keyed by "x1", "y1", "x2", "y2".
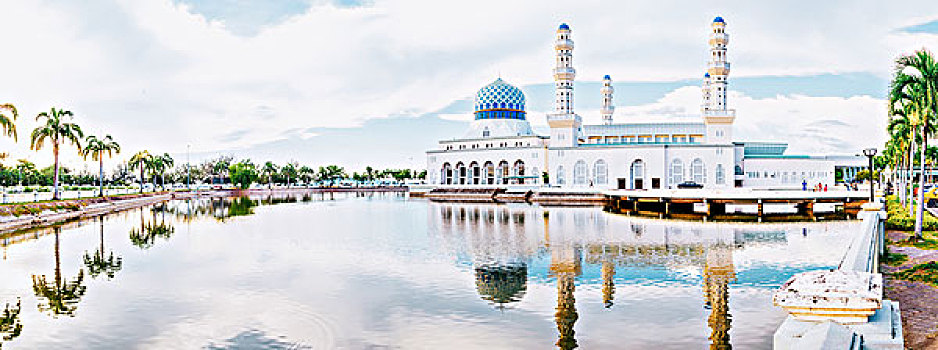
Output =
[
  {"x1": 630, "y1": 160, "x2": 644, "y2": 189},
  {"x1": 574, "y1": 160, "x2": 588, "y2": 186},
  {"x1": 484, "y1": 161, "x2": 495, "y2": 185},
  {"x1": 593, "y1": 160, "x2": 607, "y2": 186},
  {"x1": 442, "y1": 163, "x2": 452, "y2": 185},
  {"x1": 498, "y1": 161, "x2": 509, "y2": 184},
  {"x1": 512, "y1": 160, "x2": 525, "y2": 185},
  {"x1": 670, "y1": 159, "x2": 684, "y2": 187},
  {"x1": 556, "y1": 165, "x2": 566, "y2": 186},
  {"x1": 692, "y1": 158, "x2": 706, "y2": 184},
  {"x1": 456, "y1": 162, "x2": 466, "y2": 185}
]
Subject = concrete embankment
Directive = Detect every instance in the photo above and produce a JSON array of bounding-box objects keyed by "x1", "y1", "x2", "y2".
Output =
[
  {"x1": 0, "y1": 191, "x2": 216, "y2": 234},
  {"x1": 773, "y1": 206, "x2": 904, "y2": 349}
]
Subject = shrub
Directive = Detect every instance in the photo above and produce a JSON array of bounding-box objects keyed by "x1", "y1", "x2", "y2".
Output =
[{"x1": 885, "y1": 196, "x2": 938, "y2": 231}]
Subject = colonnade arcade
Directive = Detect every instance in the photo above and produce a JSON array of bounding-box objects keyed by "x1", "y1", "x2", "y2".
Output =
[{"x1": 440, "y1": 160, "x2": 535, "y2": 185}]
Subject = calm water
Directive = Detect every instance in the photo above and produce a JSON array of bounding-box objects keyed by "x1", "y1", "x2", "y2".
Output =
[{"x1": 0, "y1": 192, "x2": 858, "y2": 349}]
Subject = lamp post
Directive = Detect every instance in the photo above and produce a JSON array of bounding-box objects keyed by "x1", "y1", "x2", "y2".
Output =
[
  {"x1": 863, "y1": 148, "x2": 877, "y2": 203},
  {"x1": 186, "y1": 144, "x2": 191, "y2": 191}
]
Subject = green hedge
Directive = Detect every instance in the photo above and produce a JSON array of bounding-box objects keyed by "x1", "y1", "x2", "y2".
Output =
[{"x1": 885, "y1": 196, "x2": 938, "y2": 231}]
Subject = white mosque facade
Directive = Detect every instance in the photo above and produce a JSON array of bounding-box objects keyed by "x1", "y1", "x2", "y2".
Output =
[{"x1": 426, "y1": 18, "x2": 865, "y2": 190}]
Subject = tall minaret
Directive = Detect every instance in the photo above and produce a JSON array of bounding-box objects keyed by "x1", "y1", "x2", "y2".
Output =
[
  {"x1": 554, "y1": 23, "x2": 575, "y2": 115},
  {"x1": 702, "y1": 16, "x2": 735, "y2": 145},
  {"x1": 549, "y1": 23, "x2": 582, "y2": 148},
  {"x1": 601, "y1": 75, "x2": 615, "y2": 125},
  {"x1": 707, "y1": 17, "x2": 730, "y2": 112}
]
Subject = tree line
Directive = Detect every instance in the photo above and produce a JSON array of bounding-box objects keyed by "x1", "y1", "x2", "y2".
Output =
[
  {"x1": 882, "y1": 48, "x2": 938, "y2": 240},
  {"x1": 0, "y1": 104, "x2": 428, "y2": 198}
]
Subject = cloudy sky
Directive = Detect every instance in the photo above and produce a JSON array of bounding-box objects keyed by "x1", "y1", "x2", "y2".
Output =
[{"x1": 1, "y1": 0, "x2": 937, "y2": 172}]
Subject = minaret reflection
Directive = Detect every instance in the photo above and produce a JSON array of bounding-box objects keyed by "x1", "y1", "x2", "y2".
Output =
[
  {"x1": 702, "y1": 244, "x2": 735, "y2": 350},
  {"x1": 547, "y1": 211, "x2": 581, "y2": 350},
  {"x1": 601, "y1": 261, "x2": 615, "y2": 308}
]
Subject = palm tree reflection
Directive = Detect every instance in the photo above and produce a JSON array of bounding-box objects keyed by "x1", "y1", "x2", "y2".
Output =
[
  {"x1": 0, "y1": 298, "x2": 23, "y2": 347},
  {"x1": 83, "y1": 216, "x2": 122, "y2": 279},
  {"x1": 129, "y1": 208, "x2": 175, "y2": 250},
  {"x1": 32, "y1": 227, "x2": 86, "y2": 317}
]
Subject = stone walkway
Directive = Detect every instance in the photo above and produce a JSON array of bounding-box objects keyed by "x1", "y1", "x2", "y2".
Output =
[{"x1": 884, "y1": 230, "x2": 938, "y2": 349}]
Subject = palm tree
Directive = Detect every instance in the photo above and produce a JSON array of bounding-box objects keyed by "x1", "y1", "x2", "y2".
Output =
[
  {"x1": 32, "y1": 227, "x2": 86, "y2": 317},
  {"x1": 890, "y1": 49, "x2": 938, "y2": 239},
  {"x1": 81, "y1": 135, "x2": 120, "y2": 197},
  {"x1": 212, "y1": 158, "x2": 231, "y2": 185},
  {"x1": 83, "y1": 216, "x2": 122, "y2": 279},
  {"x1": 158, "y1": 153, "x2": 174, "y2": 191},
  {"x1": 299, "y1": 166, "x2": 315, "y2": 187},
  {"x1": 0, "y1": 104, "x2": 18, "y2": 142},
  {"x1": 319, "y1": 165, "x2": 347, "y2": 184},
  {"x1": 30, "y1": 108, "x2": 83, "y2": 200},
  {"x1": 262, "y1": 161, "x2": 278, "y2": 189},
  {"x1": 888, "y1": 110, "x2": 914, "y2": 207},
  {"x1": 281, "y1": 162, "x2": 298, "y2": 188},
  {"x1": 129, "y1": 151, "x2": 152, "y2": 193},
  {"x1": 145, "y1": 155, "x2": 161, "y2": 191}
]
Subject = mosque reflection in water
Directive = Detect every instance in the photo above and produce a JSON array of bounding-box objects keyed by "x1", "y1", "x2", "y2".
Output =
[{"x1": 428, "y1": 202, "x2": 754, "y2": 349}]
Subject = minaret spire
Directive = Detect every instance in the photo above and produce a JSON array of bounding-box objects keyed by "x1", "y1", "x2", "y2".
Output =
[
  {"x1": 702, "y1": 16, "x2": 735, "y2": 145},
  {"x1": 548, "y1": 23, "x2": 582, "y2": 148},
  {"x1": 553, "y1": 23, "x2": 575, "y2": 115},
  {"x1": 705, "y1": 17, "x2": 730, "y2": 112},
  {"x1": 601, "y1": 75, "x2": 614, "y2": 125}
]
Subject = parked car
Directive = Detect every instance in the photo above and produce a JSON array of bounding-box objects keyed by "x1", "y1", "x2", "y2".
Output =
[
  {"x1": 925, "y1": 187, "x2": 938, "y2": 207},
  {"x1": 677, "y1": 181, "x2": 704, "y2": 189}
]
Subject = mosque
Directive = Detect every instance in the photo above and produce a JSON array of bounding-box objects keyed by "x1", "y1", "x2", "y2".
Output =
[{"x1": 426, "y1": 17, "x2": 866, "y2": 190}]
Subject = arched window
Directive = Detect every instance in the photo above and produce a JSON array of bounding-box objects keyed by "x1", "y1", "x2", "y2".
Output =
[
  {"x1": 716, "y1": 164, "x2": 725, "y2": 185},
  {"x1": 670, "y1": 159, "x2": 684, "y2": 186},
  {"x1": 469, "y1": 161, "x2": 480, "y2": 185},
  {"x1": 631, "y1": 159, "x2": 644, "y2": 189},
  {"x1": 498, "y1": 161, "x2": 509, "y2": 184},
  {"x1": 442, "y1": 163, "x2": 452, "y2": 185},
  {"x1": 531, "y1": 167, "x2": 539, "y2": 185},
  {"x1": 556, "y1": 165, "x2": 566, "y2": 185},
  {"x1": 692, "y1": 158, "x2": 706, "y2": 184},
  {"x1": 484, "y1": 162, "x2": 495, "y2": 185},
  {"x1": 482, "y1": 127, "x2": 490, "y2": 138},
  {"x1": 456, "y1": 162, "x2": 467, "y2": 185},
  {"x1": 512, "y1": 160, "x2": 525, "y2": 185},
  {"x1": 574, "y1": 160, "x2": 588, "y2": 185},
  {"x1": 593, "y1": 160, "x2": 607, "y2": 185}
]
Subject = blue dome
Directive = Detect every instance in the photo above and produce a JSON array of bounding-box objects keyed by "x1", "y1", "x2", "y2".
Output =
[
  {"x1": 704, "y1": 72, "x2": 710, "y2": 78},
  {"x1": 558, "y1": 23, "x2": 570, "y2": 30},
  {"x1": 713, "y1": 16, "x2": 725, "y2": 23},
  {"x1": 474, "y1": 78, "x2": 527, "y2": 120},
  {"x1": 603, "y1": 74, "x2": 611, "y2": 80}
]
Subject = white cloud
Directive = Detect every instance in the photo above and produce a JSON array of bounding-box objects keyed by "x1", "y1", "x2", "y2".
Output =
[
  {"x1": 609, "y1": 85, "x2": 888, "y2": 155},
  {"x1": 0, "y1": 0, "x2": 931, "y2": 170}
]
